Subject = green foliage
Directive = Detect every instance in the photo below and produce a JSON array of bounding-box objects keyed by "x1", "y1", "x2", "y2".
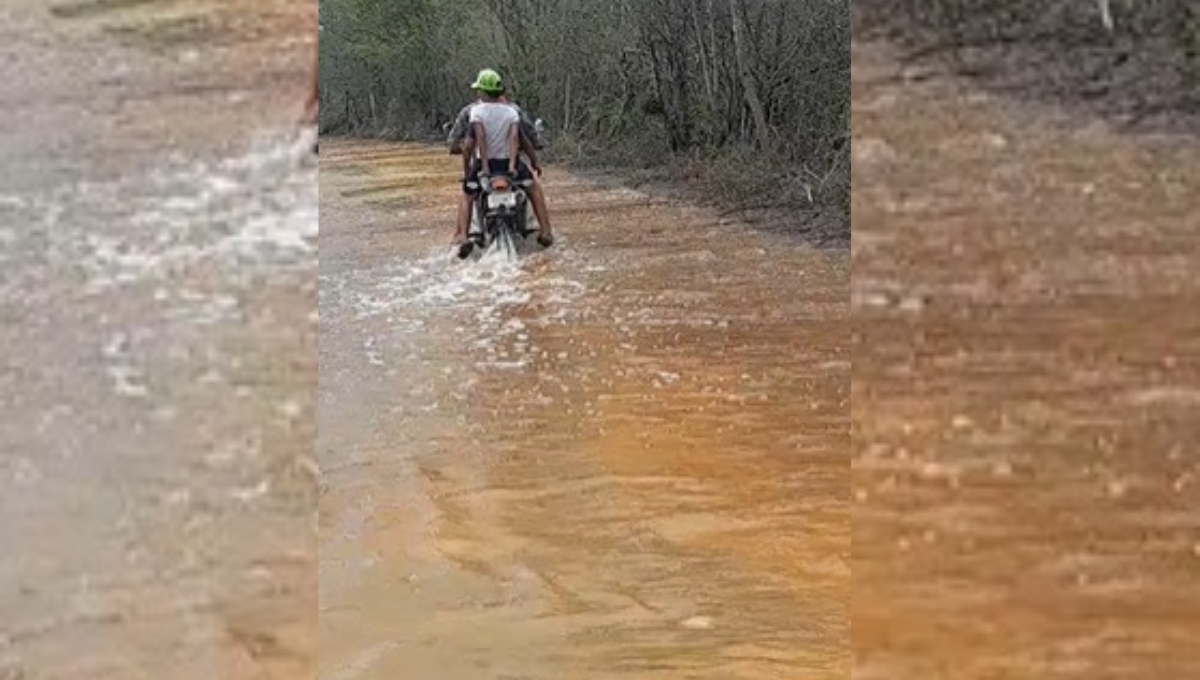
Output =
[{"x1": 319, "y1": 0, "x2": 850, "y2": 222}]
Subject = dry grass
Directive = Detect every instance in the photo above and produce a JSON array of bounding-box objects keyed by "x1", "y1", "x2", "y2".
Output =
[{"x1": 854, "y1": 0, "x2": 1200, "y2": 134}]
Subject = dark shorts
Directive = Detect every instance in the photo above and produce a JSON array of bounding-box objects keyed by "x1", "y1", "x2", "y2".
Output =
[{"x1": 463, "y1": 159, "x2": 533, "y2": 195}]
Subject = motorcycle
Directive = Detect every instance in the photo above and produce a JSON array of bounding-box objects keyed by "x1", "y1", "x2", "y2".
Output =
[
  {"x1": 447, "y1": 115, "x2": 550, "y2": 259},
  {"x1": 461, "y1": 172, "x2": 541, "y2": 259}
]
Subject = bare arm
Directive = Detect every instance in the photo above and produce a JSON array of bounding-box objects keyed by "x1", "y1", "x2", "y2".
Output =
[
  {"x1": 518, "y1": 131, "x2": 541, "y2": 174},
  {"x1": 473, "y1": 122, "x2": 489, "y2": 169},
  {"x1": 507, "y1": 122, "x2": 519, "y2": 174},
  {"x1": 461, "y1": 136, "x2": 474, "y2": 176}
]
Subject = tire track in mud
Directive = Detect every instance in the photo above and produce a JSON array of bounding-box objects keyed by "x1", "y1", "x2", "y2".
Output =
[{"x1": 852, "y1": 41, "x2": 1200, "y2": 680}]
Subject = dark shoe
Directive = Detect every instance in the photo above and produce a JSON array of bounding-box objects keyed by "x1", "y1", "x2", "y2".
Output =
[
  {"x1": 537, "y1": 232, "x2": 555, "y2": 248},
  {"x1": 456, "y1": 240, "x2": 475, "y2": 259}
]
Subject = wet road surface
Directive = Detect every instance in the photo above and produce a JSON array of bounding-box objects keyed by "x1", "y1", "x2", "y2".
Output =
[
  {"x1": 852, "y1": 42, "x2": 1200, "y2": 679},
  {"x1": 318, "y1": 140, "x2": 850, "y2": 679},
  {"x1": 1, "y1": 2, "x2": 316, "y2": 678}
]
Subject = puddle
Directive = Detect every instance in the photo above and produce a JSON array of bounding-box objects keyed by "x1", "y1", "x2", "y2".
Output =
[
  {"x1": 318, "y1": 140, "x2": 850, "y2": 679},
  {"x1": 852, "y1": 41, "x2": 1200, "y2": 680}
]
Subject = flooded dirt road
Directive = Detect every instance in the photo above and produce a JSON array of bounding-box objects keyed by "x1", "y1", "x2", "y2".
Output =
[
  {"x1": 852, "y1": 42, "x2": 1200, "y2": 678},
  {"x1": 2, "y1": 2, "x2": 315, "y2": 678},
  {"x1": 318, "y1": 140, "x2": 849, "y2": 679}
]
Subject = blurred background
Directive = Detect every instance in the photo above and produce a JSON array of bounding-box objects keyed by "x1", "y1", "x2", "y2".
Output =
[
  {"x1": 854, "y1": 0, "x2": 1200, "y2": 133},
  {"x1": 851, "y1": 1, "x2": 1200, "y2": 678},
  {"x1": 1, "y1": 1, "x2": 317, "y2": 678}
]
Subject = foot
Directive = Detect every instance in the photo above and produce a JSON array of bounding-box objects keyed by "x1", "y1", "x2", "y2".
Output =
[
  {"x1": 453, "y1": 233, "x2": 474, "y2": 259},
  {"x1": 537, "y1": 231, "x2": 555, "y2": 248}
]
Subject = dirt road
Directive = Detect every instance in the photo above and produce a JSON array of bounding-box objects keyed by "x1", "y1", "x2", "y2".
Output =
[
  {"x1": 852, "y1": 41, "x2": 1200, "y2": 679},
  {"x1": 318, "y1": 140, "x2": 850, "y2": 679}
]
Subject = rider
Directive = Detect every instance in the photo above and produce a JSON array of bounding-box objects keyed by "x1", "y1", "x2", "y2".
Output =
[
  {"x1": 448, "y1": 93, "x2": 542, "y2": 155},
  {"x1": 453, "y1": 69, "x2": 554, "y2": 257},
  {"x1": 449, "y1": 91, "x2": 541, "y2": 242}
]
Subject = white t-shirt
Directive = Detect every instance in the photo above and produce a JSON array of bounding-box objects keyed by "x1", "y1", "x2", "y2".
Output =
[{"x1": 468, "y1": 101, "x2": 520, "y2": 161}]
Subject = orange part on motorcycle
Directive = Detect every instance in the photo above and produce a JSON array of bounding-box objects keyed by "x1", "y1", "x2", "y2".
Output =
[{"x1": 492, "y1": 177, "x2": 510, "y2": 191}]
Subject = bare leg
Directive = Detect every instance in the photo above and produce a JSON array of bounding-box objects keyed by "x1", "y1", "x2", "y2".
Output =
[
  {"x1": 527, "y1": 181, "x2": 553, "y2": 238},
  {"x1": 454, "y1": 192, "x2": 472, "y2": 243},
  {"x1": 455, "y1": 139, "x2": 477, "y2": 243}
]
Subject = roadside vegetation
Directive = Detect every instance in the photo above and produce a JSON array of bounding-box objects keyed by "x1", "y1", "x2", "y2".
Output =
[{"x1": 318, "y1": 0, "x2": 850, "y2": 244}]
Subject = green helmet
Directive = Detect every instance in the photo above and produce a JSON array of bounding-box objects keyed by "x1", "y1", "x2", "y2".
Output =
[{"x1": 470, "y1": 68, "x2": 504, "y2": 94}]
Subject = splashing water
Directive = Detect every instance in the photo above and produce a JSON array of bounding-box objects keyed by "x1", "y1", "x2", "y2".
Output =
[{"x1": 77, "y1": 128, "x2": 318, "y2": 292}]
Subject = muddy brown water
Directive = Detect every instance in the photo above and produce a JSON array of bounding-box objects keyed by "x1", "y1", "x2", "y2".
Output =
[
  {"x1": 2, "y1": 2, "x2": 315, "y2": 678},
  {"x1": 317, "y1": 139, "x2": 850, "y2": 679},
  {"x1": 852, "y1": 42, "x2": 1200, "y2": 679}
]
